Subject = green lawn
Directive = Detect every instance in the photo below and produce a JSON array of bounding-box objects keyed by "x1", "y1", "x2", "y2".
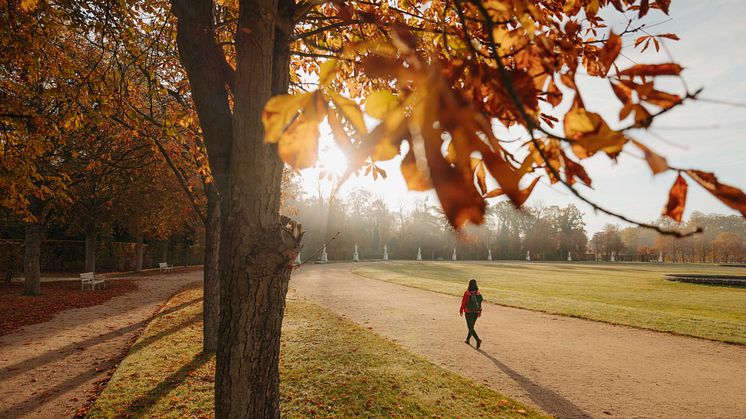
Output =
[
  {"x1": 354, "y1": 262, "x2": 746, "y2": 344},
  {"x1": 87, "y1": 284, "x2": 543, "y2": 418}
]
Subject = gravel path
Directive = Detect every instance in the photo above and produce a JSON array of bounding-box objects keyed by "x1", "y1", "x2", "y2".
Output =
[
  {"x1": 291, "y1": 263, "x2": 746, "y2": 418},
  {"x1": 0, "y1": 272, "x2": 201, "y2": 419}
]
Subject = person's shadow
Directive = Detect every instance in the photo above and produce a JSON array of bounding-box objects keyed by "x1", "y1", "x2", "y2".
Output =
[{"x1": 477, "y1": 350, "x2": 592, "y2": 419}]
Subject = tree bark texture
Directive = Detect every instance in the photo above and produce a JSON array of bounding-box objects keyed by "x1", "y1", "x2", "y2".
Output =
[
  {"x1": 215, "y1": 0, "x2": 296, "y2": 416},
  {"x1": 203, "y1": 183, "x2": 221, "y2": 353},
  {"x1": 84, "y1": 229, "x2": 96, "y2": 273},
  {"x1": 135, "y1": 233, "x2": 144, "y2": 272},
  {"x1": 173, "y1": 0, "x2": 299, "y2": 416},
  {"x1": 23, "y1": 221, "x2": 42, "y2": 296}
]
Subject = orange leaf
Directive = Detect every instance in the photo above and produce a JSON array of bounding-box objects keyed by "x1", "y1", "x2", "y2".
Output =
[
  {"x1": 619, "y1": 63, "x2": 682, "y2": 77},
  {"x1": 686, "y1": 170, "x2": 746, "y2": 216},
  {"x1": 632, "y1": 140, "x2": 669, "y2": 175},
  {"x1": 400, "y1": 148, "x2": 431, "y2": 191},
  {"x1": 598, "y1": 33, "x2": 622, "y2": 76},
  {"x1": 663, "y1": 174, "x2": 687, "y2": 222}
]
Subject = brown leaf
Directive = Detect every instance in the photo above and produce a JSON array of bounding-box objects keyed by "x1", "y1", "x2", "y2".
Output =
[
  {"x1": 619, "y1": 63, "x2": 683, "y2": 77},
  {"x1": 639, "y1": 0, "x2": 650, "y2": 17},
  {"x1": 663, "y1": 174, "x2": 687, "y2": 222},
  {"x1": 686, "y1": 170, "x2": 746, "y2": 216},
  {"x1": 598, "y1": 33, "x2": 622, "y2": 76}
]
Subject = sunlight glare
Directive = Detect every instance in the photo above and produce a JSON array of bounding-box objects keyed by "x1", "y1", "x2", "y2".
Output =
[{"x1": 318, "y1": 145, "x2": 348, "y2": 177}]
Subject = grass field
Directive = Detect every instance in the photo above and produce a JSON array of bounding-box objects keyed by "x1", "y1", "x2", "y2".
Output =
[
  {"x1": 87, "y1": 285, "x2": 542, "y2": 418},
  {"x1": 354, "y1": 262, "x2": 746, "y2": 344}
]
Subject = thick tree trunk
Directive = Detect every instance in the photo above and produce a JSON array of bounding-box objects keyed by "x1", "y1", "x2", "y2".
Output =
[
  {"x1": 215, "y1": 0, "x2": 296, "y2": 417},
  {"x1": 84, "y1": 229, "x2": 96, "y2": 273},
  {"x1": 135, "y1": 233, "x2": 144, "y2": 272},
  {"x1": 203, "y1": 183, "x2": 221, "y2": 353},
  {"x1": 173, "y1": 0, "x2": 298, "y2": 415},
  {"x1": 23, "y1": 222, "x2": 42, "y2": 296}
]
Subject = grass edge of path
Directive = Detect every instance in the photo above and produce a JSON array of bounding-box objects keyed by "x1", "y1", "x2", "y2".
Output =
[{"x1": 86, "y1": 285, "x2": 546, "y2": 418}]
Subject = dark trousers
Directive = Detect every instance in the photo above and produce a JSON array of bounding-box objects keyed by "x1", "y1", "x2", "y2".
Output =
[{"x1": 465, "y1": 312, "x2": 480, "y2": 342}]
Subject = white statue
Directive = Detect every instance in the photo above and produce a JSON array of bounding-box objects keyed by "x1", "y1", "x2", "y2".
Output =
[
  {"x1": 658, "y1": 252, "x2": 663, "y2": 263},
  {"x1": 610, "y1": 251, "x2": 616, "y2": 262},
  {"x1": 353, "y1": 244, "x2": 360, "y2": 262},
  {"x1": 451, "y1": 248, "x2": 457, "y2": 261},
  {"x1": 320, "y1": 245, "x2": 328, "y2": 262},
  {"x1": 383, "y1": 245, "x2": 388, "y2": 261},
  {"x1": 526, "y1": 250, "x2": 531, "y2": 261},
  {"x1": 487, "y1": 248, "x2": 492, "y2": 261},
  {"x1": 567, "y1": 252, "x2": 572, "y2": 262},
  {"x1": 416, "y1": 247, "x2": 422, "y2": 261}
]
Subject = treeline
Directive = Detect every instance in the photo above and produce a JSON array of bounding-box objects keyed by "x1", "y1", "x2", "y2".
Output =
[
  {"x1": 289, "y1": 187, "x2": 745, "y2": 264},
  {"x1": 289, "y1": 189, "x2": 588, "y2": 261},
  {"x1": 595, "y1": 213, "x2": 746, "y2": 263}
]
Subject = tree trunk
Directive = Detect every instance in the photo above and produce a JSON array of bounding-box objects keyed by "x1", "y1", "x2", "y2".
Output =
[
  {"x1": 203, "y1": 183, "x2": 221, "y2": 353},
  {"x1": 84, "y1": 229, "x2": 96, "y2": 273},
  {"x1": 173, "y1": 0, "x2": 298, "y2": 416},
  {"x1": 23, "y1": 222, "x2": 42, "y2": 296},
  {"x1": 135, "y1": 233, "x2": 144, "y2": 272},
  {"x1": 215, "y1": 0, "x2": 296, "y2": 416}
]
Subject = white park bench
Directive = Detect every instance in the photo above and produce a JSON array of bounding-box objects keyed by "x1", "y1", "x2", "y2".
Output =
[
  {"x1": 80, "y1": 272, "x2": 105, "y2": 290},
  {"x1": 158, "y1": 262, "x2": 174, "y2": 273}
]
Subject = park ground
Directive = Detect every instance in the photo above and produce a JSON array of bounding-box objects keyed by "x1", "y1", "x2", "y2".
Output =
[{"x1": 2, "y1": 262, "x2": 745, "y2": 417}]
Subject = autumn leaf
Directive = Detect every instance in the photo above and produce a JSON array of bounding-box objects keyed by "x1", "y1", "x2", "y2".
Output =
[
  {"x1": 262, "y1": 93, "x2": 313, "y2": 143},
  {"x1": 619, "y1": 64, "x2": 683, "y2": 77},
  {"x1": 686, "y1": 170, "x2": 746, "y2": 216},
  {"x1": 400, "y1": 147, "x2": 432, "y2": 191},
  {"x1": 663, "y1": 174, "x2": 688, "y2": 223},
  {"x1": 597, "y1": 33, "x2": 622, "y2": 76},
  {"x1": 632, "y1": 140, "x2": 669, "y2": 175},
  {"x1": 329, "y1": 91, "x2": 367, "y2": 134},
  {"x1": 319, "y1": 60, "x2": 339, "y2": 86},
  {"x1": 365, "y1": 90, "x2": 399, "y2": 120},
  {"x1": 274, "y1": 93, "x2": 327, "y2": 169},
  {"x1": 564, "y1": 102, "x2": 627, "y2": 159}
]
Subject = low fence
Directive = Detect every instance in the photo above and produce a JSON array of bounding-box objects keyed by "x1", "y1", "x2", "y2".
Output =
[{"x1": 0, "y1": 239, "x2": 203, "y2": 274}]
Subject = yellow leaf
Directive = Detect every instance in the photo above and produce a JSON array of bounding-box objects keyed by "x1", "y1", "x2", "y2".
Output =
[
  {"x1": 20, "y1": 0, "x2": 38, "y2": 11},
  {"x1": 564, "y1": 106, "x2": 596, "y2": 135},
  {"x1": 329, "y1": 92, "x2": 367, "y2": 134},
  {"x1": 319, "y1": 60, "x2": 338, "y2": 86},
  {"x1": 365, "y1": 90, "x2": 399, "y2": 120},
  {"x1": 262, "y1": 93, "x2": 313, "y2": 143},
  {"x1": 278, "y1": 112, "x2": 322, "y2": 170}
]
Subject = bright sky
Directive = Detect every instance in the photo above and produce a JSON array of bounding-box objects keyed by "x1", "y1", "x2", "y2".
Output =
[{"x1": 299, "y1": 0, "x2": 746, "y2": 234}]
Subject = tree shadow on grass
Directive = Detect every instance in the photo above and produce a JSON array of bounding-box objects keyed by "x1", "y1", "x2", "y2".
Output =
[
  {"x1": 477, "y1": 350, "x2": 592, "y2": 419},
  {"x1": 0, "y1": 297, "x2": 202, "y2": 383},
  {"x1": 0, "y1": 298, "x2": 205, "y2": 418},
  {"x1": 120, "y1": 351, "x2": 211, "y2": 418}
]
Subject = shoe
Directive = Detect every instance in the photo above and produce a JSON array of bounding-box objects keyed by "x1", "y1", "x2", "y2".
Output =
[
  {"x1": 476, "y1": 339, "x2": 482, "y2": 349},
  {"x1": 464, "y1": 339, "x2": 470, "y2": 345}
]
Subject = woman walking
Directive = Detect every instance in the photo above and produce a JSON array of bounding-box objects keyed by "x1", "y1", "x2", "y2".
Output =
[{"x1": 459, "y1": 278, "x2": 483, "y2": 349}]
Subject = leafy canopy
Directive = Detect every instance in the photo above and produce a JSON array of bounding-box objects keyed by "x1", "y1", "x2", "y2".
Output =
[{"x1": 262, "y1": 0, "x2": 746, "y2": 234}]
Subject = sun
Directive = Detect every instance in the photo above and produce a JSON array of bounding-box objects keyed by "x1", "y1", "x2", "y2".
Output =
[{"x1": 318, "y1": 144, "x2": 348, "y2": 177}]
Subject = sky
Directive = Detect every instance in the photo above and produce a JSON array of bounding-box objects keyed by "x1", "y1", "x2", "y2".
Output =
[{"x1": 297, "y1": 0, "x2": 746, "y2": 234}]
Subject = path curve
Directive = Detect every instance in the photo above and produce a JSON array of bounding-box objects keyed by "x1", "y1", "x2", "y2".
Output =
[
  {"x1": 291, "y1": 263, "x2": 746, "y2": 419},
  {"x1": 0, "y1": 272, "x2": 201, "y2": 419}
]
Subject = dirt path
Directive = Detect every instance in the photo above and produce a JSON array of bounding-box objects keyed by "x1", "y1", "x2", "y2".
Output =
[
  {"x1": 0, "y1": 272, "x2": 201, "y2": 419},
  {"x1": 291, "y1": 263, "x2": 746, "y2": 419}
]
